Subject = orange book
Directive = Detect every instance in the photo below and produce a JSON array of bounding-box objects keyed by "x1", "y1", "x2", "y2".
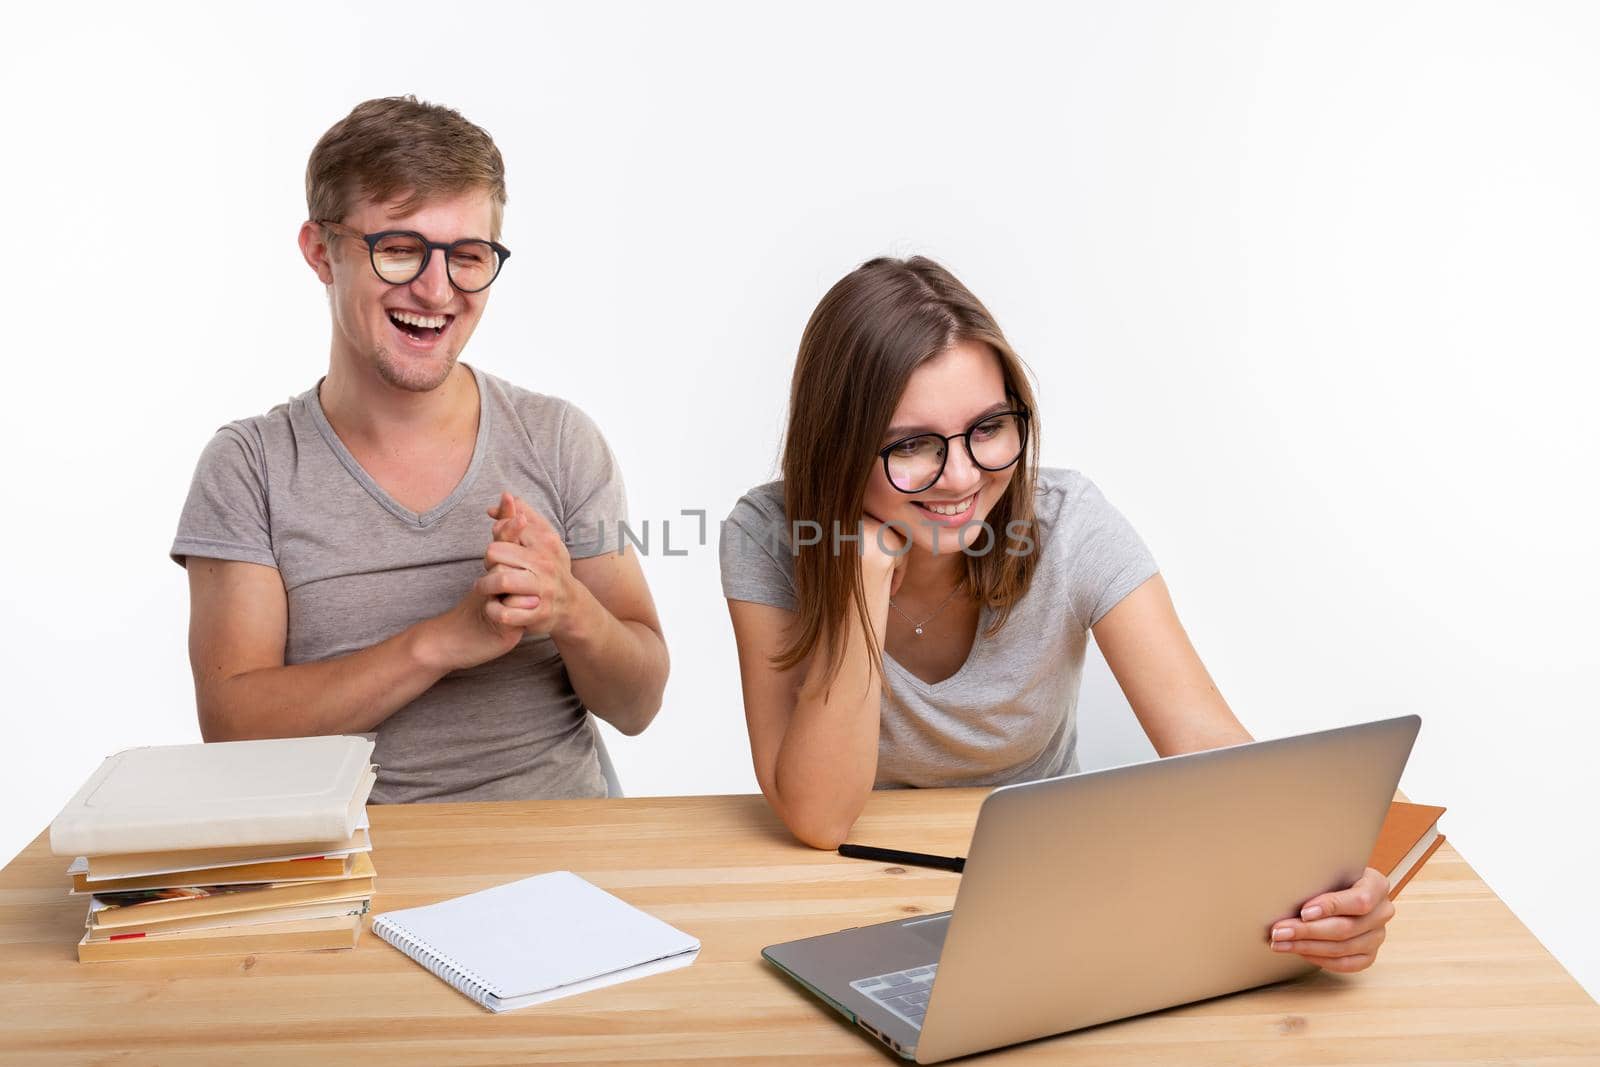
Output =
[
  {"x1": 89, "y1": 853, "x2": 376, "y2": 928},
  {"x1": 77, "y1": 914, "x2": 362, "y2": 963},
  {"x1": 1367, "y1": 801, "x2": 1446, "y2": 899},
  {"x1": 71, "y1": 853, "x2": 353, "y2": 894},
  {"x1": 84, "y1": 899, "x2": 371, "y2": 941}
]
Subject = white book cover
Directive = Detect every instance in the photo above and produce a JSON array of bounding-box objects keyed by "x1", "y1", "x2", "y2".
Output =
[
  {"x1": 49, "y1": 737, "x2": 376, "y2": 856},
  {"x1": 372, "y1": 870, "x2": 700, "y2": 1013}
]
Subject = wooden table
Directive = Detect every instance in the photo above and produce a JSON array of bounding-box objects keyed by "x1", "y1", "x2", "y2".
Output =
[{"x1": 1, "y1": 790, "x2": 1596, "y2": 1065}]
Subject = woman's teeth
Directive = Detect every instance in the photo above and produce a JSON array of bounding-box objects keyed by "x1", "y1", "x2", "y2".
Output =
[{"x1": 919, "y1": 495, "x2": 975, "y2": 516}]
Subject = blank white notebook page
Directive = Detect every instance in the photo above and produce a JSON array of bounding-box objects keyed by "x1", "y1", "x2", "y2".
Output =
[{"x1": 372, "y1": 870, "x2": 699, "y2": 1012}]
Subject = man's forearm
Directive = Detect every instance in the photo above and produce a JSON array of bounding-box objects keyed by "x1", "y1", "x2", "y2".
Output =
[
  {"x1": 551, "y1": 582, "x2": 668, "y2": 736},
  {"x1": 198, "y1": 621, "x2": 449, "y2": 741}
]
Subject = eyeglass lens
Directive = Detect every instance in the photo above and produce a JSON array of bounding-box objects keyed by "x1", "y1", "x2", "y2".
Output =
[
  {"x1": 885, "y1": 413, "x2": 1025, "y2": 493},
  {"x1": 370, "y1": 234, "x2": 502, "y2": 292}
]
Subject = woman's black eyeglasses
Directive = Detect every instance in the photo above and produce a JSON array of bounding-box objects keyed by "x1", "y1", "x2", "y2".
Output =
[
  {"x1": 878, "y1": 408, "x2": 1031, "y2": 494},
  {"x1": 317, "y1": 220, "x2": 511, "y2": 294}
]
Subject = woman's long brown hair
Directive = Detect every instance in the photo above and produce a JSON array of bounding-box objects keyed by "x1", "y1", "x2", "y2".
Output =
[{"x1": 776, "y1": 256, "x2": 1042, "y2": 689}]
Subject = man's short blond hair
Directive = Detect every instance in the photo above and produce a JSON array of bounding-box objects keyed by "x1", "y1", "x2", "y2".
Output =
[{"x1": 306, "y1": 95, "x2": 507, "y2": 240}]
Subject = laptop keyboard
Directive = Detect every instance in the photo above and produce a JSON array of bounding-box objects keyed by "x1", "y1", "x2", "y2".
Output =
[{"x1": 850, "y1": 963, "x2": 939, "y2": 1030}]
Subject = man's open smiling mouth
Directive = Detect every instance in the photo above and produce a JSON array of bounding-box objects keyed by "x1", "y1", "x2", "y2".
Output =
[{"x1": 387, "y1": 309, "x2": 455, "y2": 346}]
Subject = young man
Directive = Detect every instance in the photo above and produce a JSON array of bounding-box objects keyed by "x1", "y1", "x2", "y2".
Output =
[{"x1": 171, "y1": 96, "x2": 668, "y2": 803}]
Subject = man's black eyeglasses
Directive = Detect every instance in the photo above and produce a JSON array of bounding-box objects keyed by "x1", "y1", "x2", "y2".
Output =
[{"x1": 317, "y1": 220, "x2": 511, "y2": 293}]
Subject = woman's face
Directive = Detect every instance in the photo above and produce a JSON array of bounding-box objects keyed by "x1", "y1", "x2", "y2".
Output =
[{"x1": 863, "y1": 339, "x2": 1020, "y2": 557}]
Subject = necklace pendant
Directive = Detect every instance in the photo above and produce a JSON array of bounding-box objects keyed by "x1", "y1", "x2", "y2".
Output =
[{"x1": 914, "y1": 626, "x2": 924, "y2": 636}]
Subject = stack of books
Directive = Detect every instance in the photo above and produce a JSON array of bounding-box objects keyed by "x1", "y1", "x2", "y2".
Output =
[{"x1": 48, "y1": 736, "x2": 378, "y2": 963}]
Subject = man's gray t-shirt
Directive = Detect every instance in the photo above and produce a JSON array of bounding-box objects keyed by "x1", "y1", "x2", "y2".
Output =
[
  {"x1": 172, "y1": 363, "x2": 625, "y2": 803},
  {"x1": 719, "y1": 469, "x2": 1158, "y2": 787}
]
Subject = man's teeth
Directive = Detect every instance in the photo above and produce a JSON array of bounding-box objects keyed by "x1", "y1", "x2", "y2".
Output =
[
  {"x1": 921, "y1": 496, "x2": 975, "y2": 516},
  {"x1": 389, "y1": 310, "x2": 447, "y2": 329}
]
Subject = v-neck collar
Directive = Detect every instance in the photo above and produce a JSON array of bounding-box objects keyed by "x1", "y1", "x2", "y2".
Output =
[
  {"x1": 307, "y1": 363, "x2": 492, "y2": 529},
  {"x1": 884, "y1": 599, "x2": 992, "y2": 693}
]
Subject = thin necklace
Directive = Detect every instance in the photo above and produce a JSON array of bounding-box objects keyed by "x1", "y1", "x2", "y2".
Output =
[{"x1": 890, "y1": 581, "x2": 966, "y2": 637}]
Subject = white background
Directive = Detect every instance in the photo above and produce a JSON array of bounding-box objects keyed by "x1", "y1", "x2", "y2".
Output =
[{"x1": 2, "y1": 1, "x2": 1595, "y2": 1000}]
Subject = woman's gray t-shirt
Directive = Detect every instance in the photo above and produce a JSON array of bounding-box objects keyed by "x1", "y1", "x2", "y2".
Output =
[
  {"x1": 719, "y1": 469, "x2": 1158, "y2": 788},
  {"x1": 170, "y1": 363, "x2": 625, "y2": 804}
]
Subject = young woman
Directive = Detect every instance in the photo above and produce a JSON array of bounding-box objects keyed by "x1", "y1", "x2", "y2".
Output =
[{"x1": 720, "y1": 256, "x2": 1395, "y2": 973}]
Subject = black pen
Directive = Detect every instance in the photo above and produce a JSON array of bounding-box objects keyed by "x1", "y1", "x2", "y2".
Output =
[{"x1": 838, "y1": 843, "x2": 966, "y2": 873}]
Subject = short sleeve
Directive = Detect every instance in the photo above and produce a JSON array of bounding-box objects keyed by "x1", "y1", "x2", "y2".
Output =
[
  {"x1": 1061, "y1": 476, "x2": 1159, "y2": 627},
  {"x1": 170, "y1": 425, "x2": 277, "y2": 570},
  {"x1": 556, "y1": 401, "x2": 629, "y2": 560},
  {"x1": 719, "y1": 486, "x2": 798, "y2": 612}
]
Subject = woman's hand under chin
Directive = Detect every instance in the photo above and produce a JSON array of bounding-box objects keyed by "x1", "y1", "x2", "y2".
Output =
[{"x1": 860, "y1": 512, "x2": 911, "y2": 596}]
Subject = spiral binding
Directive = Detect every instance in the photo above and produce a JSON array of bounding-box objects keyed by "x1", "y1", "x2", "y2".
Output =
[{"x1": 373, "y1": 916, "x2": 502, "y2": 1010}]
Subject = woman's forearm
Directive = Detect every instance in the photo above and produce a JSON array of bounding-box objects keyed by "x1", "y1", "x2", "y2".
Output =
[{"x1": 772, "y1": 568, "x2": 894, "y2": 848}]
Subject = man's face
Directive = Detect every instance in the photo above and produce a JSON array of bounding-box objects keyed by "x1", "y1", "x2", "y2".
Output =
[{"x1": 312, "y1": 188, "x2": 498, "y2": 393}]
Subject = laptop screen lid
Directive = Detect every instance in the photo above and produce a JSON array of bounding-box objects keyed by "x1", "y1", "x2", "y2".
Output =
[{"x1": 913, "y1": 715, "x2": 1420, "y2": 1064}]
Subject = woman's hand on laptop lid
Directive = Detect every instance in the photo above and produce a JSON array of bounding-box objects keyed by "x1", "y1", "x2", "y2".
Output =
[{"x1": 1267, "y1": 867, "x2": 1396, "y2": 973}]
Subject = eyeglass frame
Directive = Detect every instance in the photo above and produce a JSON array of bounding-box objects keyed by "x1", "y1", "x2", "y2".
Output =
[
  {"x1": 315, "y1": 219, "x2": 512, "y2": 294},
  {"x1": 876, "y1": 405, "x2": 1032, "y2": 494}
]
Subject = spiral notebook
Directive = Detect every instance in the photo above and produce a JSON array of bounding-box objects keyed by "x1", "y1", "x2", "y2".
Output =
[{"x1": 371, "y1": 870, "x2": 700, "y2": 1013}]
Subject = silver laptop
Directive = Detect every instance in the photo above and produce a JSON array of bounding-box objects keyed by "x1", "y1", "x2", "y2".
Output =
[{"x1": 763, "y1": 715, "x2": 1421, "y2": 1063}]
